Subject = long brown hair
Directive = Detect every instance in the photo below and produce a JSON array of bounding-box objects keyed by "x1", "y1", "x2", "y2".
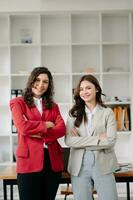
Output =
[
  {"x1": 70, "y1": 74, "x2": 106, "y2": 127},
  {"x1": 23, "y1": 66, "x2": 54, "y2": 109}
]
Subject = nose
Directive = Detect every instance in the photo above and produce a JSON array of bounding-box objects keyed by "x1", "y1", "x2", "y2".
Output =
[
  {"x1": 38, "y1": 81, "x2": 44, "y2": 88},
  {"x1": 83, "y1": 89, "x2": 87, "y2": 93}
]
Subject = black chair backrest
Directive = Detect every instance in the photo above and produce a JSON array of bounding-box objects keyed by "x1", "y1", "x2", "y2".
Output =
[{"x1": 62, "y1": 147, "x2": 70, "y2": 172}]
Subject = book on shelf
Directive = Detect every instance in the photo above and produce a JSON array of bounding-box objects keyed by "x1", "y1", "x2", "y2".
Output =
[
  {"x1": 11, "y1": 89, "x2": 23, "y2": 99},
  {"x1": 112, "y1": 106, "x2": 130, "y2": 132}
]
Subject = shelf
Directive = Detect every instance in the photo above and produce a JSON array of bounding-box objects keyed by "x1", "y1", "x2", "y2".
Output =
[
  {"x1": 0, "y1": 11, "x2": 132, "y2": 165},
  {"x1": 42, "y1": 45, "x2": 70, "y2": 73},
  {"x1": 10, "y1": 15, "x2": 40, "y2": 44},
  {"x1": 11, "y1": 46, "x2": 40, "y2": 74},
  {"x1": 0, "y1": 137, "x2": 11, "y2": 163},
  {"x1": 103, "y1": 74, "x2": 130, "y2": 99},
  {"x1": 0, "y1": 15, "x2": 9, "y2": 44},
  {"x1": 41, "y1": 14, "x2": 70, "y2": 44},
  {"x1": 54, "y1": 75, "x2": 72, "y2": 103},
  {"x1": 105, "y1": 101, "x2": 131, "y2": 105},
  {"x1": 0, "y1": 46, "x2": 10, "y2": 74},
  {"x1": 72, "y1": 45, "x2": 100, "y2": 73},
  {"x1": 0, "y1": 107, "x2": 11, "y2": 134},
  {"x1": 0, "y1": 77, "x2": 10, "y2": 105},
  {"x1": 11, "y1": 76, "x2": 28, "y2": 89},
  {"x1": 102, "y1": 44, "x2": 129, "y2": 73},
  {"x1": 102, "y1": 14, "x2": 129, "y2": 42},
  {"x1": 58, "y1": 104, "x2": 71, "y2": 123},
  {"x1": 117, "y1": 131, "x2": 132, "y2": 135},
  {"x1": 71, "y1": 13, "x2": 100, "y2": 43},
  {"x1": 0, "y1": 133, "x2": 11, "y2": 137}
]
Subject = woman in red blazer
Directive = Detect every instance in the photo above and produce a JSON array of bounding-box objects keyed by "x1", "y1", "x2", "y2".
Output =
[{"x1": 10, "y1": 67, "x2": 66, "y2": 200}]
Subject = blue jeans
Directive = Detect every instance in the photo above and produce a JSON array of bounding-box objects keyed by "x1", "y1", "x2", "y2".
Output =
[{"x1": 71, "y1": 150, "x2": 118, "y2": 200}]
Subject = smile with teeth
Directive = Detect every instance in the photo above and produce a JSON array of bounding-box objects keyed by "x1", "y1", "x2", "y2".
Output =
[
  {"x1": 36, "y1": 88, "x2": 44, "y2": 93},
  {"x1": 83, "y1": 95, "x2": 90, "y2": 98}
]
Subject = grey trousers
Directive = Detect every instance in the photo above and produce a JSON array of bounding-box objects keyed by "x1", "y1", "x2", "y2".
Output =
[{"x1": 71, "y1": 150, "x2": 118, "y2": 200}]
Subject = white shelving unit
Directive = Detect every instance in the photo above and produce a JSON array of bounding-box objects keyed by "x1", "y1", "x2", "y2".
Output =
[{"x1": 0, "y1": 11, "x2": 132, "y2": 166}]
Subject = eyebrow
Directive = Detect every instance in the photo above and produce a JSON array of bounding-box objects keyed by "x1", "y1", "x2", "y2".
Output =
[{"x1": 36, "y1": 78, "x2": 49, "y2": 81}]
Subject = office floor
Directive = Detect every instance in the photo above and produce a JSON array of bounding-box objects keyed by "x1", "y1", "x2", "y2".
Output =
[
  {"x1": 0, "y1": 183, "x2": 133, "y2": 200},
  {"x1": 0, "y1": 196, "x2": 132, "y2": 200},
  {"x1": 0, "y1": 191, "x2": 132, "y2": 200}
]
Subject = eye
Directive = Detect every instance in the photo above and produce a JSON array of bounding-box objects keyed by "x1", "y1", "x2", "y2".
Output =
[
  {"x1": 86, "y1": 86, "x2": 91, "y2": 90},
  {"x1": 43, "y1": 80, "x2": 49, "y2": 84}
]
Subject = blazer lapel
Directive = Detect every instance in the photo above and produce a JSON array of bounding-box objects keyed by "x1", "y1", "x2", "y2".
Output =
[
  {"x1": 30, "y1": 100, "x2": 50, "y2": 120},
  {"x1": 41, "y1": 101, "x2": 50, "y2": 120},
  {"x1": 75, "y1": 105, "x2": 105, "y2": 137},
  {"x1": 91, "y1": 105, "x2": 104, "y2": 135},
  {"x1": 30, "y1": 106, "x2": 42, "y2": 120},
  {"x1": 77, "y1": 119, "x2": 88, "y2": 136}
]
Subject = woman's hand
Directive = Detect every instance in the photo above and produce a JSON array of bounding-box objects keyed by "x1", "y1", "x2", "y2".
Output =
[
  {"x1": 30, "y1": 132, "x2": 43, "y2": 139},
  {"x1": 30, "y1": 134, "x2": 42, "y2": 139},
  {"x1": 71, "y1": 127, "x2": 80, "y2": 136},
  {"x1": 99, "y1": 133, "x2": 107, "y2": 140},
  {"x1": 45, "y1": 121, "x2": 55, "y2": 129},
  {"x1": 30, "y1": 121, "x2": 55, "y2": 139}
]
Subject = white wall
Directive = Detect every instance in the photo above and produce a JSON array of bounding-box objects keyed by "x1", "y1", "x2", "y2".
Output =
[{"x1": 0, "y1": 0, "x2": 133, "y2": 12}]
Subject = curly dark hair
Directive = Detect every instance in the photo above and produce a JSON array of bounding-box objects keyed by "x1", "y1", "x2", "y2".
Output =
[
  {"x1": 70, "y1": 74, "x2": 106, "y2": 127},
  {"x1": 22, "y1": 66, "x2": 54, "y2": 109}
]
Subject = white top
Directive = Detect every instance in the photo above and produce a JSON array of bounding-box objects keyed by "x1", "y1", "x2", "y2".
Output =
[
  {"x1": 85, "y1": 105, "x2": 97, "y2": 136},
  {"x1": 33, "y1": 97, "x2": 43, "y2": 115},
  {"x1": 33, "y1": 97, "x2": 48, "y2": 148}
]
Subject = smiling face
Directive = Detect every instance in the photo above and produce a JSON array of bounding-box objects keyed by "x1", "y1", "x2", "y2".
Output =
[
  {"x1": 79, "y1": 80, "x2": 97, "y2": 105},
  {"x1": 32, "y1": 73, "x2": 49, "y2": 98}
]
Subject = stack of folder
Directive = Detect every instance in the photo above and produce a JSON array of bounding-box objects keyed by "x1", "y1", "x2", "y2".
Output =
[
  {"x1": 112, "y1": 106, "x2": 130, "y2": 131},
  {"x1": 115, "y1": 163, "x2": 133, "y2": 172}
]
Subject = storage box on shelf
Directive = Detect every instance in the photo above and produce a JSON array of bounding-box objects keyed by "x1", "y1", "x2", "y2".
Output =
[{"x1": 0, "y1": 11, "x2": 132, "y2": 166}]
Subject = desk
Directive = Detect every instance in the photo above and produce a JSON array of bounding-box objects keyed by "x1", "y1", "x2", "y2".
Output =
[
  {"x1": 0, "y1": 166, "x2": 17, "y2": 200},
  {"x1": 0, "y1": 165, "x2": 133, "y2": 200}
]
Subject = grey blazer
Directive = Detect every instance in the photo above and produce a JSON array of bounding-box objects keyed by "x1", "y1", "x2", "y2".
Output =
[{"x1": 65, "y1": 105, "x2": 119, "y2": 176}]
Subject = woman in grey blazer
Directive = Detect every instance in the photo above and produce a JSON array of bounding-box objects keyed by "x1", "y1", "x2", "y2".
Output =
[{"x1": 65, "y1": 74, "x2": 119, "y2": 200}]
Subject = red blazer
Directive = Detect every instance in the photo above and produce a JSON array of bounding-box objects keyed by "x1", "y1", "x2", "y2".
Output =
[{"x1": 10, "y1": 97, "x2": 66, "y2": 173}]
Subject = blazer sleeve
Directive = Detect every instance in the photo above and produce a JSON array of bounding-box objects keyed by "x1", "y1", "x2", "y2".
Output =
[
  {"x1": 65, "y1": 108, "x2": 117, "y2": 150},
  {"x1": 97, "y1": 108, "x2": 117, "y2": 148},
  {"x1": 65, "y1": 115, "x2": 99, "y2": 148},
  {"x1": 10, "y1": 98, "x2": 47, "y2": 136},
  {"x1": 43, "y1": 104, "x2": 66, "y2": 143}
]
